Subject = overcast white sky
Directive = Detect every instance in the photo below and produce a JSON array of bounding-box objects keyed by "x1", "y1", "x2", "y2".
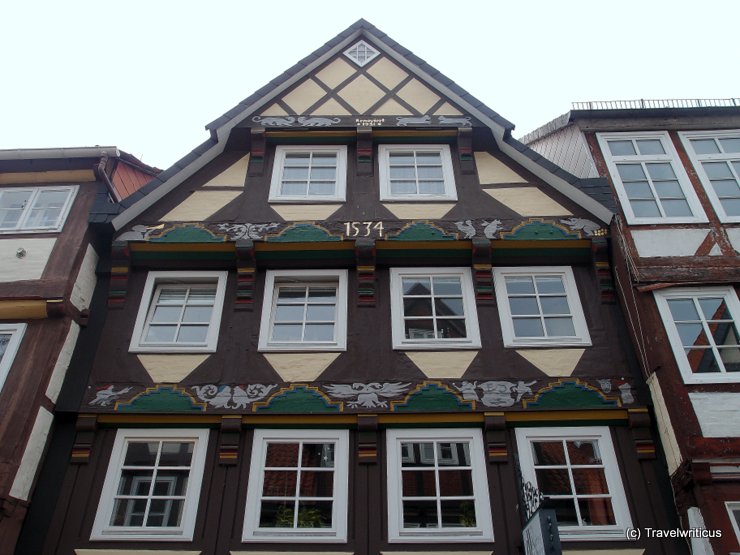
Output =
[{"x1": 2, "y1": 0, "x2": 738, "y2": 169}]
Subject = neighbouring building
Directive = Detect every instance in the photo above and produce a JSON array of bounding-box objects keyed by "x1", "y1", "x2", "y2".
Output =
[
  {"x1": 0, "y1": 147, "x2": 159, "y2": 549},
  {"x1": 19, "y1": 22, "x2": 685, "y2": 555},
  {"x1": 523, "y1": 98, "x2": 740, "y2": 554}
]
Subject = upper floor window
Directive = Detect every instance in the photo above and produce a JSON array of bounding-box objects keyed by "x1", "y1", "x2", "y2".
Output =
[
  {"x1": 242, "y1": 429, "x2": 349, "y2": 542},
  {"x1": 91, "y1": 428, "x2": 209, "y2": 541},
  {"x1": 379, "y1": 145, "x2": 457, "y2": 201},
  {"x1": 129, "y1": 271, "x2": 228, "y2": 353},
  {"x1": 654, "y1": 286, "x2": 740, "y2": 384},
  {"x1": 385, "y1": 428, "x2": 494, "y2": 543},
  {"x1": 597, "y1": 132, "x2": 705, "y2": 224},
  {"x1": 493, "y1": 266, "x2": 591, "y2": 347},
  {"x1": 680, "y1": 130, "x2": 740, "y2": 222},
  {"x1": 390, "y1": 267, "x2": 480, "y2": 350},
  {"x1": 0, "y1": 186, "x2": 77, "y2": 232},
  {"x1": 258, "y1": 270, "x2": 348, "y2": 352},
  {"x1": 0, "y1": 323, "x2": 26, "y2": 395},
  {"x1": 269, "y1": 146, "x2": 347, "y2": 202},
  {"x1": 515, "y1": 426, "x2": 632, "y2": 541},
  {"x1": 727, "y1": 501, "x2": 740, "y2": 546}
]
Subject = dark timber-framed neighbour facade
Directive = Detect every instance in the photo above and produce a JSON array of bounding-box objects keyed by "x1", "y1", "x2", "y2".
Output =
[
  {"x1": 523, "y1": 98, "x2": 740, "y2": 554},
  {"x1": 20, "y1": 22, "x2": 684, "y2": 555},
  {"x1": 0, "y1": 147, "x2": 158, "y2": 550}
]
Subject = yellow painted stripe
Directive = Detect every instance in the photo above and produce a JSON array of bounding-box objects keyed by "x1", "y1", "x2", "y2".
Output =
[
  {"x1": 0, "y1": 300, "x2": 48, "y2": 319},
  {"x1": 256, "y1": 242, "x2": 353, "y2": 252},
  {"x1": 493, "y1": 239, "x2": 591, "y2": 249},
  {"x1": 130, "y1": 243, "x2": 233, "y2": 252},
  {"x1": 0, "y1": 169, "x2": 96, "y2": 184},
  {"x1": 376, "y1": 241, "x2": 469, "y2": 250}
]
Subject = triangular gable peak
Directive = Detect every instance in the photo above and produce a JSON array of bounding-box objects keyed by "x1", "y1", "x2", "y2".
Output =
[{"x1": 111, "y1": 20, "x2": 612, "y2": 231}]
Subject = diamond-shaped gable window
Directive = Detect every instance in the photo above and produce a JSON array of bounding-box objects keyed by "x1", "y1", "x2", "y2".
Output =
[{"x1": 344, "y1": 40, "x2": 379, "y2": 67}]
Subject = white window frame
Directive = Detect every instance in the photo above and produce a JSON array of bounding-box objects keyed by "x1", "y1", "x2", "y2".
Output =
[
  {"x1": 654, "y1": 286, "x2": 740, "y2": 384},
  {"x1": 91, "y1": 428, "x2": 209, "y2": 541},
  {"x1": 493, "y1": 266, "x2": 591, "y2": 348},
  {"x1": 242, "y1": 429, "x2": 349, "y2": 543},
  {"x1": 390, "y1": 267, "x2": 481, "y2": 350},
  {"x1": 268, "y1": 146, "x2": 347, "y2": 203},
  {"x1": 515, "y1": 426, "x2": 632, "y2": 542},
  {"x1": 378, "y1": 144, "x2": 458, "y2": 201},
  {"x1": 680, "y1": 130, "x2": 740, "y2": 222},
  {"x1": 385, "y1": 428, "x2": 494, "y2": 543},
  {"x1": 597, "y1": 131, "x2": 706, "y2": 224},
  {"x1": 727, "y1": 501, "x2": 740, "y2": 546},
  {"x1": 258, "y1": 269, "x2": 348, "y2": 352},
  {"x1": 129, "y1": 271, "x2": 228, "y2": 353},
  {"x1": 0, "y1": 323, "x2": 26, "y2": 394},
  {"x1": 0, "y1": 185, "x2": 78, "y2": 233}
]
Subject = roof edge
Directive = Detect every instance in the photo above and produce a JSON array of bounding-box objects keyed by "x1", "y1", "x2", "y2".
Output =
[{"x1": 0, "y1": 146, "x2": 121, "y2": 160}]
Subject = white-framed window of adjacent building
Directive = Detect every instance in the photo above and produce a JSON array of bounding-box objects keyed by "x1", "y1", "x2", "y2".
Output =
[
  {"x1": 385, "y1": 428, "x2": 494, "y2": 543},
  {"x1": 727, "y1": 501, "x2": 740, "y2": 546},
  {"x1": 0, "y1": 323, "x2": 26, "y2": 394},
  {"x1": 0, "y1": 186, "x2": 78, "y2": 233},
  {"x1": 515, "y1": 426, "x2": 632, "y2": 541},
  {"x1": 129, "y1": 271, "x2": 228, "y2": 353},
  {"x1": 654, "y1": 286, "x2": 740, "y2": 384},
  {"x1": 493, "y1": 266, "x2": 591, "y2": 347},
  {"x1": 680, "y1": 130, "x2": 740, "y2": 222},
  {"x1": 242, "y1": 429, "x2": 349, "y2": 543},
  {"x1": 597, "y1": 131, "x2": 706, "y2": 224},
  {"x1": 90, "y1": 428, "x2": 209, "y2": 541},
  {"x1": 378, "y1": 144, "x2": 457, "y2": 201},
  {"x1": 389, "y1": 267, "x2": 480, "y2": 350},
  {"x1": 258, "y1": 269, "x2": 348, "y2": 352},
  {"x1": 269, "y1": 146, "x2": 347, "y2": 202}
]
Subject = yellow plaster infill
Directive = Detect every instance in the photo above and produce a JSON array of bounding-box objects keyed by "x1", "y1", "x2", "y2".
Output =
[
  {"x1": 366, "y1": 57, "x2": 408, "y2": 89},
  {"x1": 96, "y1": 414, "x2": 223, "y2": 425},
  {"x1": 263, "y1": 352, "x2": 340, "y2": 382},
  {"x1": 563, "y1": 550, "x2": 645, "y2": 555},
  {"x1": 315, "y1": 58, "x2": 357, "y2": 89},
  {"x1": 396, "y1": 79, "x2": 441, "y2": 114},
  {"x1": 0, "y1": 169, "x2": 96, "y2": 185},
  {"x1": 243, "y1": 415, "x2": 358, "y2": 426},
  {"x1": 382, "y1": 203, "x2": 455, "y2": 220},
  {"x1": 474, "y1": 151, "x2": 528, "y2": 184},
  {"x1": 260, "y1": 104, "x2": 290, "y2": 117},
  {"x1": 0, "y1": 299, "x2": 49, "y2": 319},
  {"x1": 372, "y1": 99, "x2": 413, "y2": 116},
  {"x1": 516, "y1": 349, "x2": 584, "y2": 377},
  {"x1": 281, "y1": 79, "x2": 326, "y2": 114},
  {"x1": 338, "y1": 74, "x2": 385, "y2": 113},
  {"x1": 405, "y1": 351, "x2": 478, "y2": 379},
  {"x1": 311, "y1": 98, "x2": 352, "y2": 116},
  {"x1": 433, "y1": 102, "x2": 464, "y2": 116},
  {"x1": 160, "y1": 190, "x2": 241, "y2": 222},
  {"x1": 270, "y1": 204, "x2": 341, "y2": 221},
  {"x1": 137, "y1": 354, "x2": 209, "y2": 383},
  {"x1": 505, "y1": 410, "x2": 628, "y2": 423},
  {"x1": 202, "y1": 154, "x2": 249, "y2": 188},
  {"x1": 484, "y1": 187, "x2": 572, "y2": 217},
  {"x1": 76, "y1": 551, "x2": 201, "y2": 555}
]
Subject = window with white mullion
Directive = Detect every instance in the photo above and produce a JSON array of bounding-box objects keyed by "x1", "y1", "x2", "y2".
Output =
[
  {"x1": 401, "y1": 274, "x2": 467, "y2": 341},
  {"x1": 271, "y1": 284, "x2": 338, "y2": 344},
  {"x1": 0, "y1": 186, "x2": 77, "y2": 232},
  {"x1": 143, "y1": 285, "x2": 216, "y2": 347},
  {"x1": 598, "y1": 132, "x2": 705, "y2": 223},
  {"x1": 681, "y1": 131, "x2": 740, "y2": 220},
  {"x1": 269, "y1": 146, "x2": 346, "y2": 202}
]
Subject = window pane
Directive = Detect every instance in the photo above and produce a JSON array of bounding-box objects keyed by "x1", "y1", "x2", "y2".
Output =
[
  {"x1": 616, "y1": 163, "x2": 646, "y2": 181},
  {"x1": 158, "y1": 289, "x2": 187, "y2": 304},
  {"x1": 662, "y1": 199, "x2": 693, "y2": 217},
  {"x1": 567, "y1": 440, "x2": 602, "y2": 464},
  {"x1": 283, "y1": 167, "x2": 309, "y2": 180},
  {"x1": 416, "y1": 152, "x2": 442, "y2": 165},
  {"x1": 259, "y1": 501, "x2": 294, "y2": 528},
  {"x1": 536, "y1": 469, "x2": 572, "y2": 495},
  {"x1": 624, "y1": 181, "x2": 654, "y2": 199},
  {"x1": 274, "y1": 304, "x2": 304, "y2": 322},
  {"x1": 153, "y1": 471, "x2": 189, "y2": 496},
  {"x1": 722, "y1": 198, "x2": 740, "y2": 216},
  {"x1": 532, "y1": 441, "x2": 565, "y2": 465},
  {"x1": 401, "y1": 443, "x2": 435, "y2": 467},
  {"x1": 676, "y1": 323, "x2": 705, "y2": 346},
  {"x1": 151, "y1": 306, "x2": 182, "y2": 323},
  {"x1": 390, "y1": 166, "x2": 416, "y2": 179},
  {"x1": 437, "y1": 318, "x2": 467, "y2": 339},
  {"x1": 272, "y1": 324, "x2": 302, "y2": 341},
  {"x1": 540, "y1": 296, "x2": 570, "y2": 315},
  {"x1": 544, "y1": 317, "x2": 576, "y2": 337},
  {"x1": 300, "y1": 471, "x2": 334, "y2": 497},
  {"x1": 720, "y1": 138, "x2": 740, "y2": 153},
  {"x1": 646, "y1": 162, "x2": 677, "y2": 180},
  {"x1": 668, "y1": 298, "x2": 699, "y2": 321},
  {"x1": 572, "y1": 468, "x2": 609, "y2": 495},
  {"x1": 403, "y1": 277, "x2": 431, "y2": 296},
  {"x1": 405, "y1": 320, "x2": 435, "y2": 339},
  {"x1": 654, "y1": 181, "x2": 685, "y2": 199},
  {"x1": 403, "y1": 500, "x2": 438, "y2": 528},
  {"x1": 608, "y1": 140, "x2": 636, "y2": 156},
  {"x1": 417, "y1": 166, "x2": 444, "y2": 179},
  {"x1": 433, "y1": 277, "x2": 463, "y2": 296},
  {"x1": 510, "y1": 297, "x2": 540, "y2": 315},
  {"x1": 281, "y1": 182, "x2": 308, "y2": 196},
  {"x1": 304, "y1": 323, "x2": 334, "y2": 341},
  {"x1": 284, "y1": 153, "x2": 310, "y2": 165},
  {"x1": 117, "y1": 469, "x2": 153, "y2": 495},
  {"x1": 389, "y1": 153, "x2": 415, "y2": 165},
  {"x1": 307, "y1": 181, "x2": 335, "y2": 196},
  {"x1": 513, "y1": 318, "x2": 544, "y2": 337},
  {"x1": 312, "y1": 153, "x2": 337, "y2": 166},
  {"x1": 685, "y1": 348, "x2": 721, "y2": 373},
  {"x1": 441, "y1": 500, "x2": 477, "y2": 528},
  {"x1": 305, "y1": 304, "x2": 335, "y2": 321},
  {"x1": 182, "y1": 306, "x2": 213, "y2": 323},
  {"x1": 438, "y1": 470, "x2": 473, "y2": 496},
  {"x1": 265, "y1": 443, "x2": 299, "y2": 467},
  {"x1": 296, "y1": 501, "x2": 332, "y2": 528},
  {"x1": 698, "y1": 297, "x2": 730, "y2": 320},
  {"x1": 578, "y1": 497, "x2": 616, "y2": 526},
  {"x1": 505, "y1": 276, "x2": 535, "y2": 295},
  {"x1": 631, "y1": 200, "x2": 661, "y2": 217},
  {"x1": 550, "y1": 498, "x2": 579, "y2": 526},
  {"x1": 302, "y1": 443, "x2": 335, "y2": 468},
  {"x1": 308, "y1": 288, "x2": 337, "y2": 302},
  {"x1": 402, "y1": 470, "x2": 437, "y2": 496},
  {"x1": 439, "y1": 442, "x2": 470, "y2": 465},
  {"x1": 391, "y1": 181, "x2": 417, "y2": 195},
  {"x1": 703, "y1": 161, "x2": 734, "y2": 179},
  {"x1": 535, "y1": 276, "x2": 566, "y2": 294},
  {"x1": 111, "y1": 498, "x2": 147, "y2": 526},
  {"x1": 709, "y1": 322, "x2": 740, "y2": 348},
  {"x1": 418, "y1": 181, "x2": 446, "y2": 195},
  {"x1": 636, "y1": 139, "x2": 665, "y2": 155},
  {"x1": 176, "y1": 325, "x2": 208, "y2": 343},
  {"x1": 147, "y1": 498, "x2": 184, "y2": 527},
  {"x1": 159, "y1": 442, "x2": 193, "y2": 466},
  {"x1": 310, "y1": 167, "x2": 336, "y2": 180},
  {"x1": 435, "y1": 297, "x2": 464, "y2": 316},
  {"x1": 712, "y1": 180, "x2": 740, "y2": 198},
  {"x1": 183, "y1": 288, "x2": 215, "y2": 303},
  {"x1": 124, "y1": 442, "x2": 159, "y2": 466},
  {"x1": 691, "y1": 139, "x2": 721, "y2": 155},
  {"x1": 262, "y1": 470, "x2": 297, "y2": 496},
  {"x1": 146, "y1": 325, "x2": 177, "y2": 343}
]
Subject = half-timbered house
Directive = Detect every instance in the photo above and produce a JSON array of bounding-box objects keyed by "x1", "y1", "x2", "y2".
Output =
[
  {"x1": 0, "y1": 147, "x2": 158, "y2": 550},
  {"x1": 20, "y1": 22, "x2": 685, "y2": 555},
  {"x1": 523, "y1": 99, "x2": 740, "y2": 554}
]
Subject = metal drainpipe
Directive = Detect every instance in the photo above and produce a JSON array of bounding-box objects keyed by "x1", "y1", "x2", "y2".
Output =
[{"x1": 95, "y1": 154, "x2": 120, "y2": 202}]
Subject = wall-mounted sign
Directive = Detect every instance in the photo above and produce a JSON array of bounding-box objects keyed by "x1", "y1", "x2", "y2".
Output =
[{"x1": 523, "y1": 508, "x2": 561, "y2": 555}]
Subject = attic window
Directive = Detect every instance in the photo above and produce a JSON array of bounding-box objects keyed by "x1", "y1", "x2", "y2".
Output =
[{"x1": 344, "y1": 40, "x2": 379, "y2": 67}]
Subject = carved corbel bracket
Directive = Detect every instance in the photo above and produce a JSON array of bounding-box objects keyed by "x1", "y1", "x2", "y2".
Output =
[
  {"x1": 355, "y1": 238, "x2": 376, "y2": 307},
  {"x1": 218, "y1": 416, "x2": 242, "y2": 465},
  {"x1": 472, "y1": 237, "x2": 494, "y2": 304},
  {"x1": 457, "y1": 127, "x2": 474, "y2": 174},
  {"x1": 108, "y1": 240, "x2": 131, "y2": 308},
  {"x1": 71, "y1": 415, "x2": 98, "y2": 464},
  {"x1": 357, "y1": 414, "x2": 378, "y2": 464},
  {"x1": 484, "y1": 412, "x2": 507, "y2": 463},
  {"x1": 248, "y1": 127, "x2": 266, "y2": 176},
  {"x1": 356, "y1": 127, "x2": 373, "y2": 176},
  {"x1": 235, "y1": 239, "x2": 256, "y2": 310}
]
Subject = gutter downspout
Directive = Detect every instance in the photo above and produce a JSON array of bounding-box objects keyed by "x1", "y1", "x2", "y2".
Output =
[{"x1": 95, "y1": 154, "x2": 120, "y2": 203}]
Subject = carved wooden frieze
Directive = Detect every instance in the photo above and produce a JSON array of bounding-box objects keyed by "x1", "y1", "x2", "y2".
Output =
[
  {"x1": 83, "y1": 377, "x2": 639, "y2": 414},
  {"x1": 247, "y1": 114, "x2": 476, "y2": 128}
]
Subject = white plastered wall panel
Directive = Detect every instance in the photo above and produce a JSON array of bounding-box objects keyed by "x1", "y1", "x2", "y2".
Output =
[
  {"x1": 45, "y1": 322, "x2": 80, "y2": 403},
  {"x1": 9, "y1": 407, "x2": 54, "y2": 500},
  {"x1": 631, "y1": 229, "x2": 710, "y2": 257},
  {"x1": 689, "y1": 392, "x2": 740, "y2": 438},
  {"x1": 647, "y1": 374, "x2": 683, "y2": 473},
  {"x1": 71, "y1": 244, "x2": 99, "y2": 311},
  {"x1": 0, "y1": 238, "x2": 56, "y2": 281}
]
